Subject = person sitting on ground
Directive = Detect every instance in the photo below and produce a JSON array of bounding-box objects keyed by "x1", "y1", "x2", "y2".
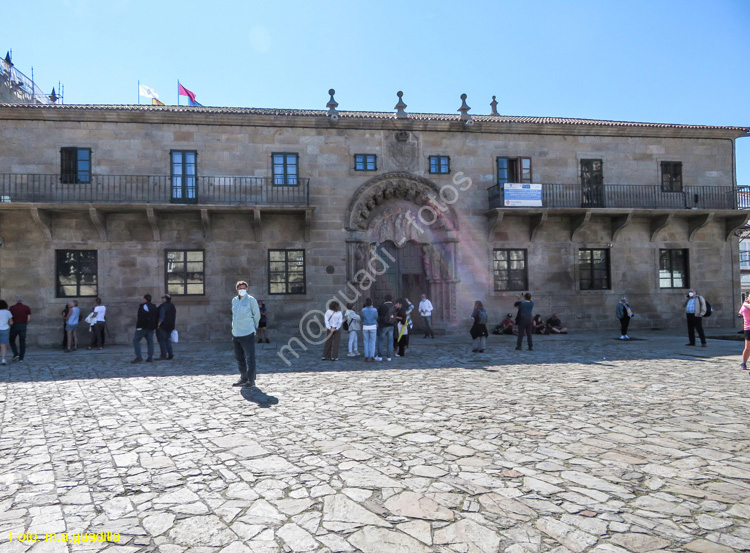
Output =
[
  {"x1": 533, "y1": 314, "x2": 547, "y2": 334},
  {"x1": 500, "y1": 313, "x2": 516, "y2": 335},
  {"x1": 546, "y1": 314, "x2": 568, "y2": 334}
]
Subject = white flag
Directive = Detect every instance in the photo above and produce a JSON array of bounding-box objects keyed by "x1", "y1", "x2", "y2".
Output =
[{"x1": 138, "y1": 84, "x2": 159, "y2": 100}]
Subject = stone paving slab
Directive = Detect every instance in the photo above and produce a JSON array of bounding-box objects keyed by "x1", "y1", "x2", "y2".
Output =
[{"x1": 1, "y1": 330, "x2": 749, "y2": 553}]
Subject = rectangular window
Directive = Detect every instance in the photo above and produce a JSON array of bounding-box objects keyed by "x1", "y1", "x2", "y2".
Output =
[
  {"x1": 659, "y1": 249, "x2": 689, "y2": 289},
  {"x1": 60, "y1": 147, "x2": 92, "y2": 184},
  {"x1": 272, "y1": 153, "x2": 299, "y2": 185},
  {"x1": 579, "y1": 248, "x2": 610, "y2": 290},
  {"x1": 661, "y1": 161, "x2": 683, "y2": 192},
  {"x1": 354, "y1": 154, "x2": 377, "y2": 171},
  {"x1": 166, "y1": 250, "x2": 205, "y2": 295},
  {"x1": 268, "y1": 249, "x2": 306, "y2": 295},
  {"x1": 497, "y1": 157, "x2": 532, "y2": 184},
  {"x1": 429, "y1": 155, "x2": 450, "y2": 174},
  {"x1": 56, "y1": 250, "x2": 97, "y2": 297},
  {"x1": 171, "y1": 150, "x2": 197, "y2": 203},
  {"x1": 493, "y1": 249, "x2": 528, "y2": 291}
]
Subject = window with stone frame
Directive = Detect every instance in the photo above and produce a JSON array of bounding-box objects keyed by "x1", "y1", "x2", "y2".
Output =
[
  {"x1": 579, "y1": 248, "x2": 610, "y2": 290},
  {"x1": 493, "y1": 249, "x2": 528, "y2": 291},
  {"x1": 354, "y1": 154, "x2": 377, "y2": 171},
  {"x1": 60, "y1": 147, "x2": 92, "y2": 184},
  {"x1": 429, "y1": 155, "x2": 450, "y2": 174},
  {"x1": 661, "y1": 161, "x2": 683, "y2": 192},
  {"x1": 497, "y1": 157, "x2": 532, "y2": 184},
  {"x1": 272, "y1": 153, "x2": 299, "y2": 185},
  {"x1": 268, "y1": 249, "x2": 306, "y2": 295},
  {"x1": 56, "y1": 250, "x2": 97, "y2": 297},
  {"x1": 659, "y1": 248, "x2": 689, "y2": 289},
  {"x1": 165, "y1": 250, "x2": 205, "y2": 296}
]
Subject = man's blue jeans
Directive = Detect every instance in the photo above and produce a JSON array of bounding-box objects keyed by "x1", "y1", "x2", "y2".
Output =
[
  {"x1": 133, "y1": 329, "x2": 154, "y2": 360},
  {"x1": 233, "y1": 333, "x2": 256, "y2": 383},
  {"x1": 156, "y1": 328, "x2": 173, "y2": 358},
  {"x1": 377, "y1": 326, "x2": 393, "y2": 358}
]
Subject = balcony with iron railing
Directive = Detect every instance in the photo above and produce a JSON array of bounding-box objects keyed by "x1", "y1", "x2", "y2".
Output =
[
  {"x1": 0, "y1": 174, "x2": 310, "y2": 206},
  {"x1": 487, "y1": 183, "x2": 741, "y2": 211}
]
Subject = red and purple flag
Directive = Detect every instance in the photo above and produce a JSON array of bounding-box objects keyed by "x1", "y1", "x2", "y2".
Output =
[{"x1": 178, "y1": 83, "x2": 202, "y2": 106}]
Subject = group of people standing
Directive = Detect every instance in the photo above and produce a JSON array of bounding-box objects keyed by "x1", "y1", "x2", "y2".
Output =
[
  {"x1": 320, "y1": 293, "x2": 435, "y2": 362},
  {"x1": 0, "y1": 296, "x2": 31, "y2": 364}
]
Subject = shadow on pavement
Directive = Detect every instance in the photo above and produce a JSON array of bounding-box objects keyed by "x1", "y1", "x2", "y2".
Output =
[
  {"x1": 240, "y1": 386, "x2": 280, "y2": 408},
  {"x1": 0, "y1": 330, "x2": 741, "y2": 383}
]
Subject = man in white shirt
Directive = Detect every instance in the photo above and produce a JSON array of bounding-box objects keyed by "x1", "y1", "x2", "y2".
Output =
[{"x1": 419, "y1": 293, "x2": 435, "y2": 339}]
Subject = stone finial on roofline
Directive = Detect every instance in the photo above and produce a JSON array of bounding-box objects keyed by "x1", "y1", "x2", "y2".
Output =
[
  {"x1": 395, "y1": 91, "x2": 407, "y2": 119},
  {"x1": 327, "y1": 89, "x2": 339, "y2": 118},
  {"x1": 490, "y1": 95, "x2": 499, "y2": 116},
  {"x1": 458, "y1": 93, "x2": 472, "y2": 122}
]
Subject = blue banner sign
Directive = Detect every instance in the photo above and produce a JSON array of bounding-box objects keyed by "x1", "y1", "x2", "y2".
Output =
[{"x1": 504, "y1": 183, "x2": 542, "y2": 207}]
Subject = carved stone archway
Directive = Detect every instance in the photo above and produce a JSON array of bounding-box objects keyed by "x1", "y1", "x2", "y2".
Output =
[{"x1": 345, "y1": 172, "x2": 460, "y2": 323}]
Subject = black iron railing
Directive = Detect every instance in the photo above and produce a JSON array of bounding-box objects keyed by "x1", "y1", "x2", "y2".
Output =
[
  {"x1": 488, "y1": 183, "x2": 740, "y2": 210},
  {"x1": 0, "y1": 174, "x2": 310, "y2": 206}
]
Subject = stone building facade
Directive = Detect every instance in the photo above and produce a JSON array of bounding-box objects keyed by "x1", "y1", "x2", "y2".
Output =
[{"x1": 0, "y1": 99, "x2": 747, "y2": 346}]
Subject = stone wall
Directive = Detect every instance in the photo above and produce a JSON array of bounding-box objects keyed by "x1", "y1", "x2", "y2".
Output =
[{"x1": 0, "y1": 108, "x2": 744, "y2": 346}]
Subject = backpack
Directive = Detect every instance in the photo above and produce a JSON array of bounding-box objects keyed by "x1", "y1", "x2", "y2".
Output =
[
  {"x1": 704, "y1": 299, "x2": 712, "y2": 317},
  {"x1": 478, "y1": 309, "x2": 488, "y2": 325},
  {"x1": 379, "y1": 303, "x2": 397, "y2": 326},
  {"x1": 342, "y1": 319, "x2": 349, "y2": 331}
]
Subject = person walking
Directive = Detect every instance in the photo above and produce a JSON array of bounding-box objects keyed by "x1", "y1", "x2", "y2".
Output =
[
  {"x1": 394, "y1": 298, "x2": 409, "y2": 357},
  {"x1": 257, "y1": 300, "x2": 269, "y2": 344},
  {"x1": 616, "y1": 297, "x2": 634, "y2": 340},
  {"x1": 61, "y1": 302, "x2": 70, "y2": 349},
  {"x1": 375, "y1": 294, "x2": 396, "y2": 361},
  {"x1": 684, "y1": 288, "x2": 707, "y2": 347},
  {"x1": 87, "y1": 297, "x2": 106, "y2": 350},
  {"x1": 321, "y1": 301, "x2": 343, "y2": 361},
  {"x1": 419, "y1": 293, "x2": 435, "y2": 338},
  {"x1": 156, "y1": 294, "x2": 177, "y2": 360},
  {"x1": 132, "y1": 294, "x2": 158, "y2": 362},
  {"x1": 739, "y1": 296, "x2": 750, "y2": 370},
  {"x1": 344, "y1": 302, "x2": 361, "y2": 357},
  {"x1": 470, "y1": 300, "x2": 489, "y2": 352},
  {"x1": 231, "y1": 281, "x2": 261, "y2": 387},
  {"x1": 9, "y1": 295, "x2": 31, "y2": 361},
  {"x1": 65, "y1": 300, "x2": 80, "y2": 352},
  {"x1": 0, "y1": 300, "x2": 13, "y2": 365},
  {"x1": 515, "y1": 293, "x2": 535, "y2": 351},
  {"x1": 361, "y1": 298, "x2": 378, "y2": 362}
]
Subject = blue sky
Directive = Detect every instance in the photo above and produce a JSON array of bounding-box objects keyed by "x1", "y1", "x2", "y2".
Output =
[{"x1": 5, "y1": 0, "x2": 750, "y2": 183}]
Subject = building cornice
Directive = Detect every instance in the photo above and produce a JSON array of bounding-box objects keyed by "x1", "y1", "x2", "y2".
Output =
[{"x1": 0, "y1": 103, "x2": 748, "y2": 140}]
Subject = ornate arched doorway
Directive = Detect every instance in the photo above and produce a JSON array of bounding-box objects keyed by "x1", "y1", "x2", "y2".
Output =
[{"x1": 345, "y1": 172, "x2": 460, "y2": 324}]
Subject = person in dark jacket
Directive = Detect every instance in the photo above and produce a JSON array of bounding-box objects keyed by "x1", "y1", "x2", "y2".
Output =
[
  {"x1": 156, "y1": 294, "x2": 177, "y2": 360},
  {"x1": 470, "y1": 300, "x2": 489, "y2": 352},
  {"x1": 132, "y1": 294, "x2": 158, "y2": 363},
  {"x1": 515, "y1": 293, "x2": 535, "y2": 351}
]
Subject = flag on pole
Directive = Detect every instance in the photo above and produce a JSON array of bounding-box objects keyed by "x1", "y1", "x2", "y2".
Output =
[
  {"x1": 138, "y1": 84, "x2": 160, "y2": 100},
  {"x1": 178, "y1": 83, "x2": 202, "y2": 106},
  {"x1": 152, "y1": 98, "x2": 165, "y2": 106}
]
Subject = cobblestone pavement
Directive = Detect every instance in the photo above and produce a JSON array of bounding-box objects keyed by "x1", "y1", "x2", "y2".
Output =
[{"x1": 1, "y1": 330, "x2": 749, "y2": 553}]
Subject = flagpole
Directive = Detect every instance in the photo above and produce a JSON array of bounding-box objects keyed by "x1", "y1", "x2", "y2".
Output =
[
  {"x1": 177, "y1": 80, "x2": 180, "y2": 106},
  {"x1": 138, "y1": 80, "x2": 140, "y2": 105}
]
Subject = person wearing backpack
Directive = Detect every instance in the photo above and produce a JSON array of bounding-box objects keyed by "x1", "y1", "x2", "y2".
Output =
[
  {"x1": 375, "y1": 294, "x2": 396, "y2": 361},
  {"x1": 684, "y1": 289, "x2": 707, "y2": 347},
  {"x1": 470, "y1": 300, "x2": 489, "y2": 353},
  {"x1": 344, "y1": 302, "x2": 361, "y2": 357},
  {"x1": 514, "y1": 293, "x2": 535, "y2": 351}
]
